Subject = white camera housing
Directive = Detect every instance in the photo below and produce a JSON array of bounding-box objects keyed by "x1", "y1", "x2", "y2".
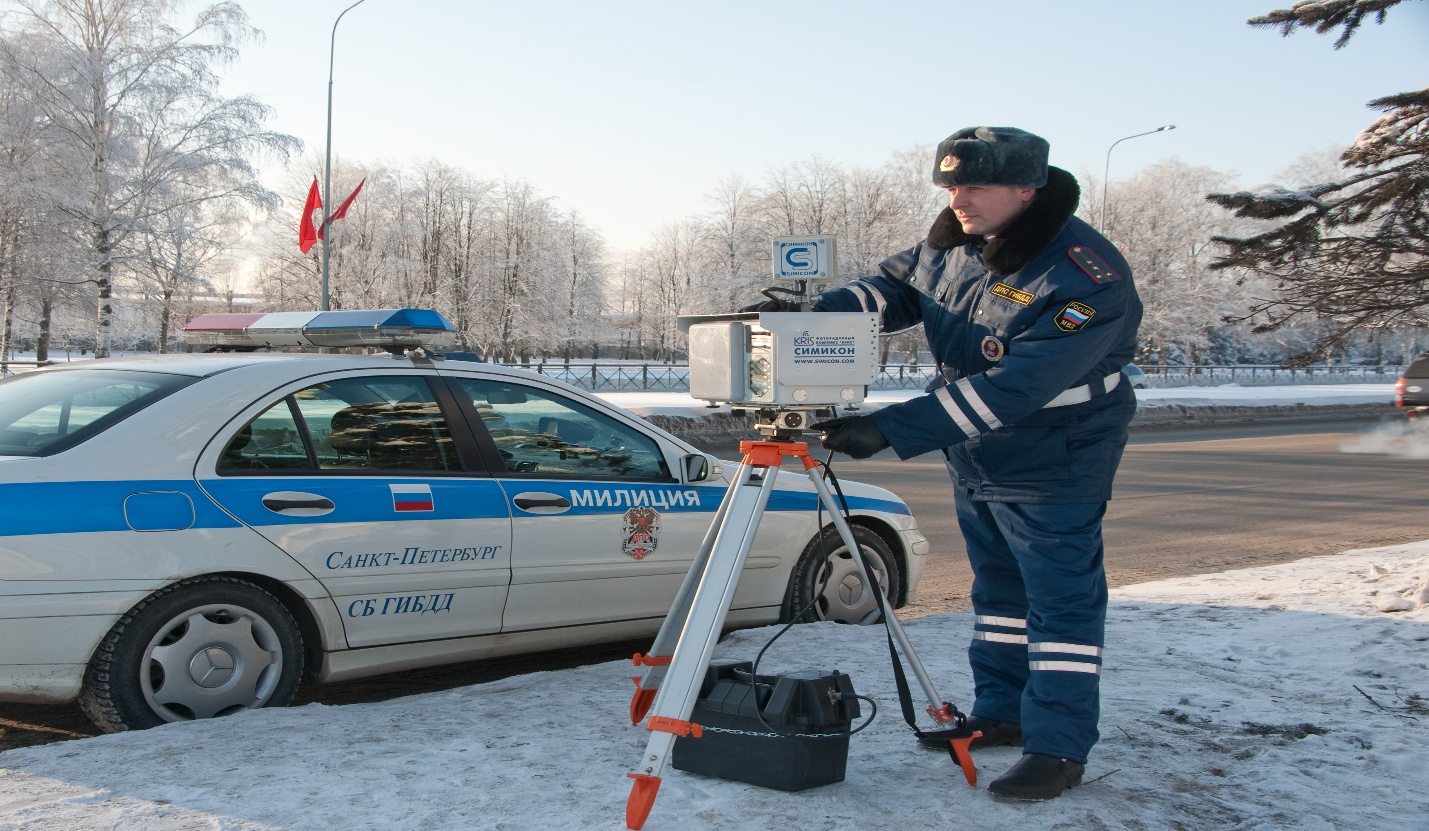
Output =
[{"x1": 680, "y1": 311, "x2": 879, "y2": 409}]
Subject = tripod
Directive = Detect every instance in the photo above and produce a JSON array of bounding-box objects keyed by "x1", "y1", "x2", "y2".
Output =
[{"x1": 624, "y1": 438, "x2": 977, "y2": 830}]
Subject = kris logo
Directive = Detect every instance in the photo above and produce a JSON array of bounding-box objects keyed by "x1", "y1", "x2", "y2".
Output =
[
  {"x1": 793, "y1": 329, "x2": 815, "y2": 346},
  {"x1": 390, "y1": 483, "x2": 434, "y2": 512}
]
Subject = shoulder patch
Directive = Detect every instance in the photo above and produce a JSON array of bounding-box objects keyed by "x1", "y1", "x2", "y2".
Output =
[
  {"x1": 1067, "y1": 246, "x2": 1121, "y2": 284},
  {"x1": 989, "y1": 282, "x2": 1035, "y2": 306},
  {"x1": 1055, "y1": 301, "x2": 1096, "y2": 332}
]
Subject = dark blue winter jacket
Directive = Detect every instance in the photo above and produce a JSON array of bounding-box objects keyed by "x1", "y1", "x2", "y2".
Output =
[{"x1": 814, "y1": 168, "x2": 1142, "y2": 503}]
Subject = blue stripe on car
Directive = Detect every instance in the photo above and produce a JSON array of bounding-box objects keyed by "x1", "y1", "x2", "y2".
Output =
[
  {"x1": 0, "y1": 477, "x2": 909, "y2": 537},
  {"x1": 0, "y1": 481, "x2": 241, "y2": 536}
]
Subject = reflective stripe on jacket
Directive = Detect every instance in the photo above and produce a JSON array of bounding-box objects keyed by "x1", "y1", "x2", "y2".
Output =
[{"x1": 815, "y1": 215, "x2": 1142, "y2": 502}]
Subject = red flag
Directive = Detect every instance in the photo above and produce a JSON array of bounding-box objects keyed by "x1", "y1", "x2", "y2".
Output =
[
  {"x1": 318, "y1": 178, "x2": 366, "y2": 240},
  {"x1": 298, "y1": 177, "x2": 322, "y2": 253}
]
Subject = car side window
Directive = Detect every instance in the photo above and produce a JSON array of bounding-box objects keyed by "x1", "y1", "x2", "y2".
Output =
[
  {"x1": 449, "y1": 378, "x2": 670, "y2": 479},
  {"x1": 217, "y1": 399, "x2": 312, "y2": 471},
  {"x1": 218, "y1": 376, "x2": 457, "y2": 474}
]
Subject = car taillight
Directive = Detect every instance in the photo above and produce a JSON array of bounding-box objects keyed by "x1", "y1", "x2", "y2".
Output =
[{"x1": 1395, "y1": 378, "x2": 1406, "y2": 406}]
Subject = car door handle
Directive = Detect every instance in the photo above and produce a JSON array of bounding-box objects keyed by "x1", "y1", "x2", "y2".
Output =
[
  {"x1": 262, "y1": 491, "x2": 336, "y2": 516},
  {"x1": 513, "y1": 492, "x2": 571, "y2": 514}
]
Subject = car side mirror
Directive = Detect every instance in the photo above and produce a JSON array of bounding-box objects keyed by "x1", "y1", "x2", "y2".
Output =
[{"x1": 681, "y1": 453, "x2": 710, "y2": 483}]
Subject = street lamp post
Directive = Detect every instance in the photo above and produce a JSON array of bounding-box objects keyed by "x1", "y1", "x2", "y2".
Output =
[
  {"x1": 321, "y1": 0, "x2": 372, "y2": 312},
  {"x1": 1100, "y1": 125, "x2": 1176, "y2": 237}
]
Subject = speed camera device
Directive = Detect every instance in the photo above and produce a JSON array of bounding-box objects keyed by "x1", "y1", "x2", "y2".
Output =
[{"x1": 680, "y1": 236, "x2": 878, "y2": 437}]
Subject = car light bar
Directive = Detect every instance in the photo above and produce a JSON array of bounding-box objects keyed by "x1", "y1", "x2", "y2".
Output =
[{"x1": 183, "y1": 309, "x2": 458, "y2": 349}]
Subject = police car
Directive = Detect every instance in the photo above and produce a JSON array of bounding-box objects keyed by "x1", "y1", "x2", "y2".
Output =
[{"x1": 0, "y1": 309, "x2": 927, "y2": 732}]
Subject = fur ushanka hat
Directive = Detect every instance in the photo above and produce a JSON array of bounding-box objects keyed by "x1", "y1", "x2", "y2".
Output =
[{"x1": 932, "y1": 126, "x2": 1050, "y2": 189}]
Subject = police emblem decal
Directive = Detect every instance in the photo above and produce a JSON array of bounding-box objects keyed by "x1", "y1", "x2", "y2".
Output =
[
  {"x1": 981, "y1": 335, "x2": 1005, "y2": 362},
  {"x1": 939, "y1": 154, "x2": 959, "y2": 172},
  {"x1": 1055, "y1": 301, "x2": 1096, "y2": 332},
  {"x1": 622, "y1": 506, "x2": 660, "y2": 560}
]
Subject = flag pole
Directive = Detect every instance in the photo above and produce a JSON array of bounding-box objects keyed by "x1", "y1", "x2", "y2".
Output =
[{"x1": 322, "y1": 0, "x2": 371, "y2": 312}]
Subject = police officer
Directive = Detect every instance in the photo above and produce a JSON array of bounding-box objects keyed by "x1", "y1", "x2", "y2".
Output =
[{"x1": 809, "y1": 126, "x2": 1142, "y2": 800}]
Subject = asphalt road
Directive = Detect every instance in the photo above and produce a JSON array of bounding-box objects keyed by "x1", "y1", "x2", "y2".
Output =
[
  {"x1": 830, "y1": 419, "x2": 1429, "y2": 617},
  {"x1": 3, "y1": 417, "x2": 1425, "y2": 750}
]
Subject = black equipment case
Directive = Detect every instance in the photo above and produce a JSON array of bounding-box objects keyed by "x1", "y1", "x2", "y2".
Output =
[{"x1": 671, "y1": 659, "x2": 859, "y2": 791}]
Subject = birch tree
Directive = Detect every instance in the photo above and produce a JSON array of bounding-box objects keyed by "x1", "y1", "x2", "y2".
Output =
[{"x1": 1, "y1": 0, "x2": 296, "y2": 356}]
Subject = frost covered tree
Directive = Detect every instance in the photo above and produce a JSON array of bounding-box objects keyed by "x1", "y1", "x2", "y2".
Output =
[
  {"x1": 1207, "y1": 0, "x2": 1428, "y2": 362},
  {"x1": 553, "y1": 208, "x2": 606, "y2": 362},
  {"x1": 694, "y1": 174, "x2": 766, "y2": 314},
  {"x1": 133, "y1": 196, "x2": 237, "y2": 352},
  {"x1": 1090, "y1": 159, "x2": 1247, "y2": 365},
  {"x1": 0, "y1": 0, "x2": 297, "y2": 356}
]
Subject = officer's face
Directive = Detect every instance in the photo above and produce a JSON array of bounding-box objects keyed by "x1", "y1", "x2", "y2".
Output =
[{"x1": 945, "y1": 185, "x2": 1037, "y2": 237}]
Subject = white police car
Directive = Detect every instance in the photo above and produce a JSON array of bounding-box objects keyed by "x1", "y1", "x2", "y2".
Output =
[{"x1": 0, "y1": 309, "x2": 927, "y2": 731}]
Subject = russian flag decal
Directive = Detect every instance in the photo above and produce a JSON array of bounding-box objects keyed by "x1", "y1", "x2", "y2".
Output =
[
  {"x1": 1055, "y1": 301, "x2": 1096, "y2": 333},
  {"x1": 391, "y1": 484, "x2": 434, "y2": 512}
]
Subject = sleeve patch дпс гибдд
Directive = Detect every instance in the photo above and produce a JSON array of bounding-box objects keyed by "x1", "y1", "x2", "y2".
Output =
[{"x1": 989, "y1": 282, "x2": 1035, "y2": 306}]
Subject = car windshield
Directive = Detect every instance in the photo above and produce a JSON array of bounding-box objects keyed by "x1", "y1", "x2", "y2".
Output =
[{"x1": 0, "y1": 369, "x2": 196, "y2": 457}]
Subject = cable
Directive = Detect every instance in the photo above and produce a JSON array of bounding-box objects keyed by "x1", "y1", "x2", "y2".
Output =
[{"x1": 730, "y1": 447, "x2": 877, "y2": 739}]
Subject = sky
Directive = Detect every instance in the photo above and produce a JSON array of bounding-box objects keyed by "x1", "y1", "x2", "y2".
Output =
[
  {"x1": 0, "y1": 540, "x2": 1425, "y2": 830},
  {"x1": 215, "y1": 0, "x2": 1429, "y2": 251}
]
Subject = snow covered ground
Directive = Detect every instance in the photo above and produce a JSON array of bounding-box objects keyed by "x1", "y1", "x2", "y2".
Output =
[{"x1": 0, "y1": 542, "x2": 1424, "y2": 831}]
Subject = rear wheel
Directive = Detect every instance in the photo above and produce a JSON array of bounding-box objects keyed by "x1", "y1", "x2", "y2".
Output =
[
  {"x1": 79, "y1": 576, "x2": 304, "y2": 732},
  {"x1": 787, "y1": 525, "x2": 901, "y2": 625}
]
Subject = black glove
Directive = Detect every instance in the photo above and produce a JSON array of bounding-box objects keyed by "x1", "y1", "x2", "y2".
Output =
[
  {"x1": 810, "y1": 415, "x2": 890, "y2": 459},
  {"x1": 738, "y1": 287, "x2": 802, "y2": 313},
  {"x1": 738, "y1": 297, "x2": 797, "y2": 313}
]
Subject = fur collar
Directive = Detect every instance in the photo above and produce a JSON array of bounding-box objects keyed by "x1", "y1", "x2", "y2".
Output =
[{"x1": 925, "y1": 166, "x2": 1080, "y2": 276}]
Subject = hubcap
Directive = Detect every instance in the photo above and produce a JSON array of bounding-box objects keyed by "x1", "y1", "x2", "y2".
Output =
[
  {"x1": 188, "y1": 646, "x2": 237, "y2": 688},
  {"x1": 141, "y1": 603, "x2": 283, "y2": 721},
  {"x1": 838, "y1": 574, "x2": 864, "y2": 605},
  {"x1": 813, "y1": 545, "x2": 889, "y2": 625}
]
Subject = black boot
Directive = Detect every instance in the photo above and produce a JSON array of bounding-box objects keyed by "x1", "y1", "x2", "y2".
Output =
[
  {"x1": 987, "y1": 752, "x2": 1084, "y2": 800},
  {"x1": 917, "y1": 716, "x2": 1023, "y2": 750}
]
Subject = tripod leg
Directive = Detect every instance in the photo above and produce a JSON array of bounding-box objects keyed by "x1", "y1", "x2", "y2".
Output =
[
  {"x1": 625, "y1": 465, "x2": 779, "y2": 829},
  {"x1": 802, "y1": 460, "x2": 979, "y2": 784},
  {"x1": 630, "y1": 462, "x2": 746, "y2": 723},
  {"x1": 801, "y1": 459, "x2": 958, "y2": 726}
]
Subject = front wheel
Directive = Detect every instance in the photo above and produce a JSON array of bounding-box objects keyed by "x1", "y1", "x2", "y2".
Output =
[
  {"x1": 787, "y1": 525, "x2": 901, "y2": 625},
  {"x1": 79, "y1": 576, "x2": 304, "y2": 732}
]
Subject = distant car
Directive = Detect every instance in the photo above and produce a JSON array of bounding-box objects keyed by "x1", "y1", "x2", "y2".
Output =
[
  {"x1": 0, "y1": 309, "x2": 927, "y2": 732},
  {"x1": 1123, "y1": 364, "x2": 1147, "y2": 389},
  {"x1": 1395, "y1": 351, "x2": 1429, "y2": 416}
]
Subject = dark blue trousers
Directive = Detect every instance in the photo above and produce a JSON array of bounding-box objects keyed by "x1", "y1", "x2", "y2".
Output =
[{"x1": 954, "y1": 494, "x2": 1108, "y2": 763}]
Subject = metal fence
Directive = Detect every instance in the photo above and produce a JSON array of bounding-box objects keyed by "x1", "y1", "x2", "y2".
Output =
[
  {"x1": 507, "y1": 363, "x2": 693, "y2": 391},
  {"x1": 500, "y1": 362, "x2": 1404, "y2": 392},
  {"x1": 1138, "y1": 364, "x2": 1402, "y2": 387}
]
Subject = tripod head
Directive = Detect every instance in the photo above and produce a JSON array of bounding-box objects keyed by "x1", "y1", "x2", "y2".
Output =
[{"x1": 747, "y1": 405, "x2": 838, "y2": 441}]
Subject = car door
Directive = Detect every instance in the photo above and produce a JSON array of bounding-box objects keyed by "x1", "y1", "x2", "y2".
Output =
[
  {"x1": 196, "y1": 370, "x2": 512, "y2": 648},
  {"x1": 439, "y1": 374, "x2": 722, "y2": 632}
]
